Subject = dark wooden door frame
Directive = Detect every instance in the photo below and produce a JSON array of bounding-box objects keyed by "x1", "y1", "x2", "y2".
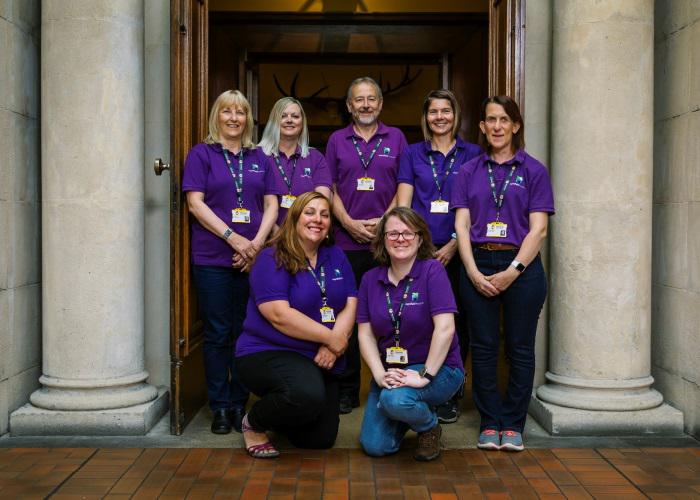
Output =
[{"x1": 168, "y1": 0, "x2": 525, "y2": 435}]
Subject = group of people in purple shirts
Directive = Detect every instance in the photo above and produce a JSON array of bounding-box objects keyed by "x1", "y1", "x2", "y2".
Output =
[{"x1": 182, "y1": 76, "x2": 555, "y2": 460}]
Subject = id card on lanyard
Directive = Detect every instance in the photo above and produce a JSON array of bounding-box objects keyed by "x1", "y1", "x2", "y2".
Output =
[
  {"x1": 485, "y1": 161, "x2": 517, "y2": 238},
  {"x1": 307, "y1": 262, "x2": 335, "y2": 323},
  {"x1": 223, "y1": 149, "x2": 251, "y2": 223},
  {"x1": 274, "y1": 154, "x2": 298, "y2": 208},
  {"x1": 428, "y1": 149, "x2": 457, "y2": 213},
  {"x1": 384, "y1": 277, "x2": 413, "y2": 365},
  {"x1": 352, "y1": 136, "x2": 382, "y2": 191}
]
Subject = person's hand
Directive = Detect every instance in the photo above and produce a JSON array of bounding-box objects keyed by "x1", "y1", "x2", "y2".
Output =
[
  {"x1": 386, "y1": 368, "x2": 429, "y2": 389},
  {"x1": 314, "y1": 346, "x2": 337, "y2": 370},
  {"x1": 232, "y1": 252, "x2": 246, "y2": 268},
  {"x1": 485, "y1": 267, "x2": 519, "y2": 292},
  {"x1": 468, "y1": 268, "x2": 500, "y2": 297},
  {"x1": 434, "y1": 240, "x2": 457, "y2": 266},
  {"x1": 373, "y1": 370, "x2": 392, "y2": 389},
  {"x1": 325, "y1": 330, "x2": 348, "y2": 356},
  {"x1": 344, "y1": 217, "x2": 375, "y2": 243},
  {"x1": 228, "y1": 234, "x2": 253, "y2": 261}
]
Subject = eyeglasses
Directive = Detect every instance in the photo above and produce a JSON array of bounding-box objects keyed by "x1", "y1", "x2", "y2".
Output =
[{"x1": 384, "y1": 231, "x2": 417, "y2": 241}]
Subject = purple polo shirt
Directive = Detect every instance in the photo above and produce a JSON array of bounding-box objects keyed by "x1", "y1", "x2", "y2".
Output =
[
  {"x1": 182, "y1": 143, "x2": 282, "y2": 267},
  {"x1": 357, "y1": 259, "x2": 462, "y2": 371},
  {"x1": 326, "y1": 122, "x2": 408, "y2": 251},
  {"x1": 236, "y1": 244, "x2": 357, "y2": 374},
  {"x1": 267, "y1": 147, "x2": 332, "y2": 225},
  {"x1": 451, "y1": 150, "x2": 555, "y2": 247},
  {"x1": 397, "y1": 138, "x2": 482, "y2": 245}
]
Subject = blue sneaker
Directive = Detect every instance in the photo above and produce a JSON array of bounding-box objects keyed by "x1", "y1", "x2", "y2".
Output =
[
  {"x1": 499, "y1": 430, "x2": 524, "y2": 451},
  {"x1": 477, "y1": 429, "x2": 500, "y2": 450}
]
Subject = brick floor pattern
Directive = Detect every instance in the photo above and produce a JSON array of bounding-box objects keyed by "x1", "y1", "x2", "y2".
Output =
[{"x1": 0, "y1": 447, "x2": 699, "y2": 499}]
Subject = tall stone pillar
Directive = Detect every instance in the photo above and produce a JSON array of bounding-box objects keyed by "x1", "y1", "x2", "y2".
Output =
[
  {"x1": 10, "y1": 0, "x2": 167, "y2": 435},
  {"x1": 529, "y1": 0, "x2": 683, "y2": 435}
]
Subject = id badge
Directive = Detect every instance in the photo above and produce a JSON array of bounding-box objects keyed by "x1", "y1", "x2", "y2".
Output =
[
  {"x1": 486, "y1": 221, "x2": 507, "y2": 238},
  {"x1": 356, "y1": 177, "x2": 375, "y2": 191},
  {"x1": 385, "y1": 346, "x2": 408, "y2": 364},
  {"x1": 231, "y1": 208, "x2": 251, "y2": 224},
  {"x1": 430, "y1": 199, "x2": 449, "y2": 213},
  {"x1": 320, "y1": 306, "x2": 336, "y2": 323},
  {"x1": 281, "y1": 194, "x2": 297, "y2": 208}
]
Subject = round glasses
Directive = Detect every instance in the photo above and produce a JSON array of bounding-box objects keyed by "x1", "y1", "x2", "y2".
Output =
[{"x1": 384, "y1": 231, "x2": 417, "y2": 241}]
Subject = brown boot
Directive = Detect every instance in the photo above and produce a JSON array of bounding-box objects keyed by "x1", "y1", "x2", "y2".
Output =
[{"x1": 414, "y1": 424, "x2": 442, "y2": 461}]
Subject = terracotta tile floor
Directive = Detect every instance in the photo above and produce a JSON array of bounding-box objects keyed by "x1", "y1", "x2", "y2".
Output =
[{"x1": 1, "y1": 447, "x2": 699, "y2": 498}]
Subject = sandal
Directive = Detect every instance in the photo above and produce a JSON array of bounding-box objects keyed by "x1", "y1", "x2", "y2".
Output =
[{"x1": 242, "y1": 414, "x2": 280, "y2": 459}]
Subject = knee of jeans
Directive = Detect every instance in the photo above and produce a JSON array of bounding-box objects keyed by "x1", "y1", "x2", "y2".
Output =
[
  {"x1": 378, "y1": 388, "x2": 414, "y2": 418},
  {"x1": 360, "y1": 435, "x2": 391, "y2": 457}
]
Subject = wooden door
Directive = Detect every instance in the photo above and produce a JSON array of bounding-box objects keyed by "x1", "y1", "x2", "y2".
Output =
[
  {"x1": 488, "y1": 0, "x2": 525, "y2": 104},
  {"x1": 170, "y1": 0, "x2": 209, "y2": 435}
]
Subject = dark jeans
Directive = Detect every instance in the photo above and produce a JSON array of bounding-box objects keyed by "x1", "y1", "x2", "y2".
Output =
[
  {"x1": 459, "y1": 249, "x2": 547, "y2": 433},
  {"x1": 445, "y1": 255, "x2": 469, "y2": 364},
  {"x1": 337, "y1": 249, "x2": 376, "y2": 399},
  {"x1": 237, "y1": 350, "x2": 340, "y2": 449},
  {"x1": 192, "y1": 265, "x2": 249, "y2": 412}
]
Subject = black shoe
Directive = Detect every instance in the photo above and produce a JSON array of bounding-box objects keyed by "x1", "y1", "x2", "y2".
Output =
[
  {"x1": 229, "y1": 407, "x2": 244, "y2": 433},
  {"x1": 339, "y1": 394, "x2": 359, "y2": 414},
  {"x1": 436, "y1": 398, "x2": 459, "y2": 424},
  {"x1": 211, "y1": 408, "x2": 232, "y2": 434}
]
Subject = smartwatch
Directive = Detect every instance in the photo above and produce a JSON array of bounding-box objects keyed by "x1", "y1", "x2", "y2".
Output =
[
  {"x1": 419, "y1": 367, "x2": 434, "y2": 382},
  {"x1": 510, "y1": 260, "x2": 526, "y2": 273},
  {"x1": 222, "y1": 228, "x2": 233, "y2": 240}
]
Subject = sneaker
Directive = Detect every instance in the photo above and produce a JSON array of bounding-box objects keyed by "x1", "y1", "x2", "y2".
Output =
[
  {"x1": 436, "y1": 399, "x2": 459, "y2": 424},
  {"x1": 500, "y1": 430, "x2": 524, "y2": 452},
  {"x1": 477, "y1": 429, "x2": 500, "y2": 450},
  {"x1": 339, "y1": 394, "x2": 359, "y2": 415},
  {"x1": 414, "y1": 424, "x2": 442, "y2": 461}
]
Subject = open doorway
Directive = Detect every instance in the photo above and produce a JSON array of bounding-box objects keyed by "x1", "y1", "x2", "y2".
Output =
[{"x1": 169, "y1": 0, "x2": 523, "y2": 435}]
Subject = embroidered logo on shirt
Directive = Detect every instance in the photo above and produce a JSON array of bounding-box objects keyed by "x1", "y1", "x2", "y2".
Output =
[
  {"x1": 303, "y1": 167, "x2": 312, "y2": 177},
  {"x1": 332, "y1": 268, "x2": 344, "y2": 281},
  {"x1": 383, "y1": 147, "x2": 391, "y2": 155},
  {"x1": 250, "y1": 163, "x2": 260, "y2": 172},
  {"x1": 411, "y1": 292, "x2": 419, "y2": 301},
  {"x1": 512, "y1": 175, "x2": 526, "y2": 189}
]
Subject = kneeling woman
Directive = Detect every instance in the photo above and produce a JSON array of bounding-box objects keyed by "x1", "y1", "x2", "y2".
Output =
[
  {"x1": 357, "y1": 207, "x2": 464, "y2": 461},
  {"x1": 236, "y1": 192, "x2": 357, "y2": 458}
]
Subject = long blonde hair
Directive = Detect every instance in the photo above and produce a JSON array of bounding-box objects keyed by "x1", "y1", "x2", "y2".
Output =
[
  {"x1": 205, "y1": 90, "x2": 256, "y2": 149},
  {"x1": 270, "y1": 191, "x2": 333, "y2": 274},
  {"x1": 258, "y1": 97, "x2": 310, "y2": 158}
]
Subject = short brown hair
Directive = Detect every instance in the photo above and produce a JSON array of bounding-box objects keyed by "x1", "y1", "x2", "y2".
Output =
[
  {"x1": 371, "y1": 207, "x2": 436, "y2": 266},
  {"x1": 478, "y1": 95, "x2": 525, "y2": 153},
  {"x1": 270, "y1": 191, "x2": 333, "y2": 274},
  {"x1": 421, "y1": 89, "x2": 461, "y2": 141}
]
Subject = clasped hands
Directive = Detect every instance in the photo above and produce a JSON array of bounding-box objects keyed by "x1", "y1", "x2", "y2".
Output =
[
  {"x1": 469, "y1": 266, "x2": 519, "y2": 297},
  {"x1": 375, "y1": 368, "x2": 429, "y2": 390},
  {"x1": 345, "y1": 217, "x2": 379, "y2": 244},
  {"x1": 313, "y1": 327, "x2": 349, "y2": 371},
  {"x1": 230, "y1": 236, "x2": 262, "y2": 272}
]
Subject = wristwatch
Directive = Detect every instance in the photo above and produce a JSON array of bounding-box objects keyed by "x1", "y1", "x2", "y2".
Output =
[
  {"x1": 222, "y1": 228, "x2": 233, "y2": 240},
  {"x1": 419, "y1": 367, "x2": 434, "y2": 382},
  {"x1": 510, "y1": 260, "x2": 526, "y2": 273}
]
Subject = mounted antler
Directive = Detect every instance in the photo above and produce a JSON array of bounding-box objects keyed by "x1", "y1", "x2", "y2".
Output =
[{"x1": 378, "y1": 66, "x2": 422, "y2": 98}]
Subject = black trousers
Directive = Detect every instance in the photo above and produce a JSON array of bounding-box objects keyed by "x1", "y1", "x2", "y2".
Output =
[
  {"x1": 236, "y1": 350, "x2": 340, "y2": 449},
  {"x1": 445, "y1": 255, "x2": 470, "y2": 363},
  {"x1": 337, "y1": 249, "x2": 377, "y2": 399}
]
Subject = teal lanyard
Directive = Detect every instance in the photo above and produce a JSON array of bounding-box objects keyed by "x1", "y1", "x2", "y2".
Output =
[
  {"x1": 384, "y1": 277, "x2": 413, "y2": 347},
  {"x1": 273, "y1": 154, "x2": 298, "y2": 195},
  {"x1": 351, "y1": 136, "x2": 383, "y2": 174},
  {"x1": 486, "y1": 161, "x2": 517, "y2": 221},
  {"x1": 223, "y1": 148, "x2": 245, "y2": 208},
  {"x1": 427, "y1": 150, "x2": 458, "y2": 200},
  {"x1": 306, "y1": 262, "x2": 328, "y2": 307}
]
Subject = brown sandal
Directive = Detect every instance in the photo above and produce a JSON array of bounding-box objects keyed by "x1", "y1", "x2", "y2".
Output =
[{"x1": 242, "y1": 414, "x2": 280, "y2": 459}]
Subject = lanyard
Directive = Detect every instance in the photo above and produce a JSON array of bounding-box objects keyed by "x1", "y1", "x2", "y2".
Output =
[
  {"x1": 351, "y1": 136, "x2": 383, "y2": 174},
  {"x1": 273, "y1": 154, "x2": 298, "y2": 195},
  {"x1": 427, "y1": 150, "x2": 458, "y2": 200},
  {"x1": 384, "y1": 277, "x2": 414, "y2": 347},
  {"x1": 223, "y1": 148, "x2": 245, "y2": 208},
  {"x1": 486, "y1": 160, "x2": 517, "y2": 221},
  {"x1": 306, "y1": 262, "x2": 328, "y2": 307}
]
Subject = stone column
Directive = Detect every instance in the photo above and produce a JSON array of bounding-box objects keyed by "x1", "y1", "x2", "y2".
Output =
[
  {"x1": 10, "y1": 0, "x2": 167, "y2": 435},
  {"x1": 529, "y1": 0, "x2": 683, "y2": 435}
]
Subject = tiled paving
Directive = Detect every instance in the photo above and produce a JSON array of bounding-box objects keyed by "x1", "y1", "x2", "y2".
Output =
[{"x1": 1, "y1": 447, "x2": 699, "y2": 498}]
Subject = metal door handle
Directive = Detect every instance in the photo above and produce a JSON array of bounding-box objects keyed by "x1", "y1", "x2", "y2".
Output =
[{"x1": 154, "y1": 158, "x2": 170, "y2": 175}]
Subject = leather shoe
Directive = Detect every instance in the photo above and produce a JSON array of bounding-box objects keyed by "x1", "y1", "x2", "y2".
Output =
[
  {"x1": 229, "y1": 406, "x2": 244, "y2": 433},
  {"x1": 211, "y1": 408, "x2": 231, "y2": 434}
]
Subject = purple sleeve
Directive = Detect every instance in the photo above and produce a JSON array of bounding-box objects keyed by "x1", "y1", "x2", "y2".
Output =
[
  {"x1": 356, "y1": 273, "x2": 370, "y2": 323},
  {"x1": 182, "y1": 145, "x2": 208, "y2": 193},
  {"x1": 397, "y1": 145, "x2": 415, "y2": 185},
  {"x1": 325, "y1": 134, "x2": 339, "y2": 184},
  {"x1": 450, "y1": 165, "x2": 470, "y2": 210},
  {"x1": 311, "y1": 150, "x2": 333, "y2": 189},
  {"x1": 528, "y1": 164, "x2": 555, "y2": 214},
  {"x1": 427, "y1": 261, "x2": 458, "y2": 315},
  {"x1": 250, "y1": 250, "x2": 291, "y2": 305}
]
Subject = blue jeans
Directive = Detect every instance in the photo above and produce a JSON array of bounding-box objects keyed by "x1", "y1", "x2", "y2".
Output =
[
  {"x1": 359, "y1": 364, "x2": 464, "y2": 457},
  {"x1": 459, "y1": 249, "x2": 547, "y2": 433},
  {"x1": 192, "y1": 265, "x2": 250, "y2": 411}
]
